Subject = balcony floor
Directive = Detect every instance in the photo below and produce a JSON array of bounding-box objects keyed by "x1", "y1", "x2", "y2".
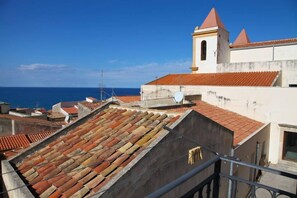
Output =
[{"x1": 256, "y1": 161, "x2": 297, "y2": 197}]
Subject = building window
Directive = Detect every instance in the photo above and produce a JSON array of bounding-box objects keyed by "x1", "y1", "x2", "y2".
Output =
[
  {"x1": 283, "y1": 131, "x2": 297, "y2": 161},
  {"x1": 201, "y1": 40, "x2": 207, "y2": 61}
]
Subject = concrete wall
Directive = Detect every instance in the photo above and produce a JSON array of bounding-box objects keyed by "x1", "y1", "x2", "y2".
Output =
[
  {"x1": 0, "y1": 104, "x2": 10, "y2": 114},
  {"x1": 230, "y1": 44, "x2": 297, "y2": 63},
  {"x1": 77, "y1": 103, "x2": 92, "y2": 119},
  {"x1": 0, "y1": 118, "x2": 60, "y2": 136},
  {"x1": 217, "y1": 60, "x2": 297, "y2": 87},
  {"x1": 234, "y1": 124, "x2": 270, "y2": 196},
  {"x1": 101, "y1": 110, "x2": 233, "y2": 197},
  {"x1": 1, "y1": 160, "x2": 34, "y2": 198},
  {"x1": 0, "y1": 118, "x2": 12, "y2": 136}
]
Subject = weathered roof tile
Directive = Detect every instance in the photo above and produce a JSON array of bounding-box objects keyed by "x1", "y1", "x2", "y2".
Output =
[{"x1": 15, "y1": 107, "x2": 178, "y2": 197}]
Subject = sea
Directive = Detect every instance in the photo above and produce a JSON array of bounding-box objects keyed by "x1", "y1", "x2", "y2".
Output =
[{"x1": 0, "y1": 87, "x2": 140, "y2": 110}]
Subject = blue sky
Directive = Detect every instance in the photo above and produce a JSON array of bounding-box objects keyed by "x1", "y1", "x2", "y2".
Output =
[{"x1": 0, "y1": 0, "x2": 296, "y2": 88}]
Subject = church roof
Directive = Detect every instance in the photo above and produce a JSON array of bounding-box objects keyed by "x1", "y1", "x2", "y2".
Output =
[
  {"x1": 200, "y1": 8, "x2": 225, "y2": 29},
  {"x1": 146, "y1": 71, "x2": 279, "y2": 87},
  {"x1": 231, "y1": 37, "x2": 297, "y2": 48},
  {"x1": 233, "y1": 29, "x2": 250, "y2": 46}
]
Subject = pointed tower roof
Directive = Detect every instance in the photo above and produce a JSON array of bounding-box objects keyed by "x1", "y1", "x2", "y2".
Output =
[
  {"x1": 200, "y1": 8, "x2": 225, "y2": 29},
  {"x1": 233, "y1": 29, "x2": 251, "y2": 45}
]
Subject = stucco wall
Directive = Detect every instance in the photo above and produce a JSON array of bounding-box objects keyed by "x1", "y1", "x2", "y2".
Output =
[
  {"x1": 193, "y1": 29, "x2": 218, "y2": 73},
  {"x1": 77, "y1": 103, "x2": 92, "y2": 119},
  {"x1": 101, "y1": 110, "x2": 233, "y2": 197},
  {"x1": 217, "y1": 28, "x2": 230, "y2": 64},
  {"x1": 234, "y1": 124, "x2": 270, "y2": 196},
  {"x1": 217, "y1": 60, "x2": 297, "y2": 87},
  {"x1": 230, "y1": 44, "x2": 297, "y2": 63}
]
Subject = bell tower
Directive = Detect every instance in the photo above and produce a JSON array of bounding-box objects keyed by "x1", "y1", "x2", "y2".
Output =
[{"x1": 191, "y1": 8, "x2": 230, "y2": 73}]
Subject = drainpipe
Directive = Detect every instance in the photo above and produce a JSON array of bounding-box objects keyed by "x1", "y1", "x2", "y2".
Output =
[
  {"x1": 227, "y1": 148, "x2": 234, "y2": 198},
  {"x1": 254, "y1": 141, "x2": 260, "y2": 181},
  {"x1": 272, "y1": 45, "x2": 275, "y2": 61},
  {"x1": 12, "y1": 120, "x2": 15, "y2": 135}
]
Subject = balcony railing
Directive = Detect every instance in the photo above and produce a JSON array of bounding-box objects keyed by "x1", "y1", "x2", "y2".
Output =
[{"x1": 146, "y1": 155, "x2": 297, "y2": 198}]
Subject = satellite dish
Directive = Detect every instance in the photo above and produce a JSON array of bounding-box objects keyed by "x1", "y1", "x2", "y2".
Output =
[{"x1": 174, "y1": 92, "x2": 184, "y2": 103}]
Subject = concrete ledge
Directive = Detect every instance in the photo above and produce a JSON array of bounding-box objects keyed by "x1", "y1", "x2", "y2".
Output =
[{"x1": 1, "y1": 160, "x2": 34, "y2": 198}]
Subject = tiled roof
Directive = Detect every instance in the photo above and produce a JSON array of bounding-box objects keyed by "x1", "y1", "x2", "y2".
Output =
[
  {"x1": 0, "y1": 134, "x2": 30, "y2": 151},
  {"x1": 233, "y1": 29, "x2": 250, "y2": 46},
  {"x1": 80, "y1": 101, "x2": 102, "y2": 111},
  {"x1": 0, "y1": 131, "x2": 54, "y2": 152},
  {"x1": 116, "y1": 95, "x2": 141, "y2": 103},
  {"x1": 15, "y1": 107, "x2": 179, "y2": 197},
  {"x1": 62, "y1": 107, "x2": 78, "y2": 115},
  {"x1": 27, "y1": 132, "x2": 53, "y2": 143},
  {"x1": 200, "y1": 8, "x2": 225, "y2": 29},
  {"x1": 146, "y1": 72, "x2": 279, "y2": 87},
  {"x1": 166, "y1": 101, "x2": 264, "y2": 146},
  {"x1": 230, "y1": 37, "x2": 297, "y2": 48}
]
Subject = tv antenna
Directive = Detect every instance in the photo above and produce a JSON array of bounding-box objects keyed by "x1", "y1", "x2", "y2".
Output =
[{"x1": 100, "y1": 70, "x2": 103, "y2": 101}]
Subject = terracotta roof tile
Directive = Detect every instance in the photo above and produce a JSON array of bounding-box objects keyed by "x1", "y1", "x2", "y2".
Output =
[
  {"x1": 200, "y1": 8, "x2": 225, "y2": 29},
  {"x1": 233, "y1": 29, "x2": 250, "y2": 46},
  {"x1": 15, "y1": 107, "x2": 178, "y2": 197},
  {"x1": 166, "y1": 101, "x2": 264, "y2": 146},
  {"x1": 62, "y1": 107, "x2": 78, "y2": 115},
  {"x1": 231, "y1": 37, "x2": 297, "y2": 48},
  {"x1": 0, "y1": 134, "x2": 30, "y2": 151},
  {"x1": 115, "y1": 95, "x2": 140, "y2": 103},
  {"x1": 147, "y1": 72, "x2": 279, "y2": 87}
]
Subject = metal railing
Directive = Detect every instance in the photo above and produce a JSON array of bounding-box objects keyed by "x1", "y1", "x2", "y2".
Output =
[{"x1": 146, "y1": 155, "x2": 297, "y2": 198}]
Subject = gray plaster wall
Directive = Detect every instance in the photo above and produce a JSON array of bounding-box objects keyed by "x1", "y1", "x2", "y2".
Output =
[
  {"x1": 233, "y1": 124, "x2": 270, "y2": 197},
  {"x1": 217, "y1": 60, "x2": 297, "y2": 87},
  {"x1": 0, "y1": 118, "x2": 60, "y2": 137},
  {"x1": 100, "y1": 110, "x2": 234, "y2": 198},
  {"x1": 0, "y1": 118, "x2": 12, "y2": 136},
  {"x1": 78, "y1": 103, "x2": 92, "y2": 119}
]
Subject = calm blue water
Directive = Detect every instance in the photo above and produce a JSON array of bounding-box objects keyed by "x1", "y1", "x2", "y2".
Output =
[{"x1": 0, "y1": 87, "x2": 140, "y2": 110}]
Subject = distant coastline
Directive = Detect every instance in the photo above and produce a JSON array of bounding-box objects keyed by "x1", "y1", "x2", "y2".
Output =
[{"x1": 0, "y1": 87, "x2": 140, "y2": 110}]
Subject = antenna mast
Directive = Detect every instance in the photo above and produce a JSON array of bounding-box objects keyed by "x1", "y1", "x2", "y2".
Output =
[{"x1": 100, "y1": 70, "x2": 103, "y2": 101}]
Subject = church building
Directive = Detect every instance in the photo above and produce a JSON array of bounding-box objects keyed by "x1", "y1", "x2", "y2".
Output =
[{"x1": 141, "y1": 8, "x2": 297, "y2": 165}]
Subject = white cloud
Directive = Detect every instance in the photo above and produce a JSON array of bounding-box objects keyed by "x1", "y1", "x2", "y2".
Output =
[
  {"x1": 18, "y1": 63, "x2": 67, "y2": 71},
  {"x1": 93, "y1": 59, "x2": 191, "y2": 87}
]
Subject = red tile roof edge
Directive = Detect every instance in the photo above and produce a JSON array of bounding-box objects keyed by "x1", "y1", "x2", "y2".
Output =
[
  {"x1": 234, "y1": 123, "x2": 268, "y2": 148},
  {"x1": 0, "y1": 131, "x2": 55, "y2": 152},
  {"x1": 115, "y1": 96, "x2": 141, "y2": 103},
  {"x1": 146, "y1": 71, "x2": 279, "y2": 87},
  {"x1": 230, "y1": 37, "x2": 297, "y2": 48},
  {"x1": 164, "y1": 101, "x2": 264, "y2": 147}
]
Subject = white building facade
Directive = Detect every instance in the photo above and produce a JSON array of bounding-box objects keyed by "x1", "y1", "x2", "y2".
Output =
[{"x1": 142, "y1": 8, "x2": 297, "y2": 164}]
